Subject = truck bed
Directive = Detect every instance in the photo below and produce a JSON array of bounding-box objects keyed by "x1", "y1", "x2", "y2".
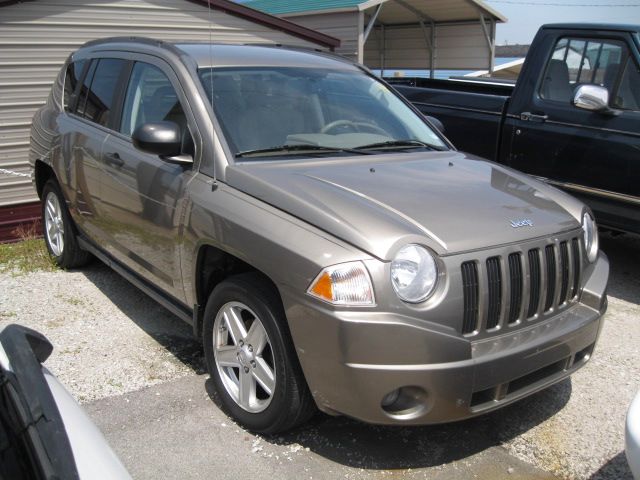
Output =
[{"x1": 389, "y1": 78, "x2": 512, "y2": 160}]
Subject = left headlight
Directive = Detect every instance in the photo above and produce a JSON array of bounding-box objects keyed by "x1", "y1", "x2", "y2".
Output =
[
  {"x1": 307, "y1": 261, "x2": 375, "y2": 306},
  {"x1": 582, "y1": 212, "x2": 599, "y2": 263},
  {"x1": 391, "y1": 244, "x2": 438, "y2": 303}
]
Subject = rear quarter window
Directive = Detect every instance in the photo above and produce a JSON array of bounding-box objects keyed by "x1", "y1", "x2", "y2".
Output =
[{"x1": 63, "y1": 60, "x2": 86, "y2": 112}]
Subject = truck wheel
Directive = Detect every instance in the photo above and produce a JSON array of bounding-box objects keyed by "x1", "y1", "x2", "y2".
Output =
[
  {"x1": 203, "y1": 273, "x2": 315, "y2": 434},
  {"x1": 42, "y1": 179, "x2": 90, "y2": 269}
]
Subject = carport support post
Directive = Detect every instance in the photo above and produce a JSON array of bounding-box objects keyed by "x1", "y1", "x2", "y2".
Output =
[
  {"x1": 419, "y1": 20, "x2": 436, "y2": 79},
  {"x1": 379, "y1": 24, "x2": 386, "y2": 76},
  {"x1": 479, "y1": 14, "x2": 495, "y2": 74},
  {"x1": 363, "y1": 3, "x2": 383, "y2": 44}
]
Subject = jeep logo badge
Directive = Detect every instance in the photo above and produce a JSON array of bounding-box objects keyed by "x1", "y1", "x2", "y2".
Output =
[{"x1": 510, "y1": 219, "x2": 533, "y2": 228}]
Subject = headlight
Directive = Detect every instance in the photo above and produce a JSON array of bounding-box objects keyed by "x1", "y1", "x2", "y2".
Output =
[
  {"x1": 307, "y1": 261, "x2": 375, "y2": 306},
  {"x1": 582, "y1": 212, "x2": 599, "y2": 263},
  {"x1": 391, "y1": 244, "x2": 438, "y2": 303}
]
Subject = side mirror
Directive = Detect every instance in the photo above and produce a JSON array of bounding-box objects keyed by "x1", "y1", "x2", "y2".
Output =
[
  {"x1": 424, "y1": 115, "x2": 445, "y2": 134},
  {"x1": 132, "y1": 121, "x2": 187, "y2": 160},
  {"x1": 572, "y1": 84, "x2": 610, "y2": 112}
]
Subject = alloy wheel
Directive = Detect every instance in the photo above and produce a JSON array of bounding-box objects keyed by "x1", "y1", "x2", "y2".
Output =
[{"x1": 213, "y1": 301, "x2": 276, "y2": 413}]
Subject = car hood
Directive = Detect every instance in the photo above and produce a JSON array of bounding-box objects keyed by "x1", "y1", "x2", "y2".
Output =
[{"x1": 226, "y1": 151, "x2": 583, "y2": 260}]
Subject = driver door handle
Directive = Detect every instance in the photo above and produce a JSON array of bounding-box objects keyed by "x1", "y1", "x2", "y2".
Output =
[
  {"x1": 520, "y1": 112, "x2": 548, "y2": 123},
  {"x1": 104, "y1": 152, "x2": 124, "y2": 167}
]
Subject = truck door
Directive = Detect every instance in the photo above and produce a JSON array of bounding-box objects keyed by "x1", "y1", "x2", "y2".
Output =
[
  {"x1": 97, "y1": 58, "x2": 198, "y2": 301},
  {"x1": 506, "y1": 31, "x2": 640, "y2": 232}
]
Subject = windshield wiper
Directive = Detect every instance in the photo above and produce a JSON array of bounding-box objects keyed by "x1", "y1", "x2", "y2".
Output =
[
  {"x1": 236, "y1": 144, "x2": 372, "y2": 158},
  {"x1": 354, "y1": 139, "x2": 445, "y2": 151}
]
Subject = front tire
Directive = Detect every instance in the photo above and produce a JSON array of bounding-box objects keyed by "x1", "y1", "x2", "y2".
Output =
[
  {"x1": 42, "y1": 179, "x2": 90, "y2": 268},
  {"x1": 203, "y1": 274, "x2": 315, "y2": 434}
]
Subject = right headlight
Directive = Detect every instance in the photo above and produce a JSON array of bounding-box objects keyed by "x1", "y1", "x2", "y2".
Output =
[
  {"x1": 391, "y1": 244, "x2": 438, "y2": 303},
  {"x1": 582, "y1": 212, "x2": 599, "y2": 263}
]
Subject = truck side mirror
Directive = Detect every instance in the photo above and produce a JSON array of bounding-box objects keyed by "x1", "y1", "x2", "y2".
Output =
[
  {"x1": 572, "y1": 85, "x2": 610, "y2": 113},
  {"x1": 424, "y1": 115, "x2": 445, "y2": 134}
]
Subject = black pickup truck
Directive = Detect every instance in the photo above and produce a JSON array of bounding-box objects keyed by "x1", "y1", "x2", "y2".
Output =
[{"x1": 392, "y1": 23, "x2": 640, "y2": 234}]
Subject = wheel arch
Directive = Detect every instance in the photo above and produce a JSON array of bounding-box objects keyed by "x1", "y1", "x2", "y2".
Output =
[
  {"x1": 193, "y1": 243, "x2": 283, "y2": 340},
  {"x1": 34, "y1": 160, "x2": 56, "y2": 199}
]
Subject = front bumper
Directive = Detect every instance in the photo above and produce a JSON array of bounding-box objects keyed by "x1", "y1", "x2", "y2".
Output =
[{"x1": 283, "y1": 253, "x2": 609, "y2": 425}]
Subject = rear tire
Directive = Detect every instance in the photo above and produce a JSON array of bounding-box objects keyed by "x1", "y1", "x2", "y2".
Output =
[
  {"x1": 42, "y1": 179, "x2": 90, "y2": 269},
  {"x1": 203, "y1": 273, "x2": 315, "y2": 434}
]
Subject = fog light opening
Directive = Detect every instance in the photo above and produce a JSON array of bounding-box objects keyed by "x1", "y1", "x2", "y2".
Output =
[
  {"x1": 381, "y1": 389, "x2": 400, "y2": 407},
  {"x1": 380, "y1": 386, "x2": 429, "y2": 419}
]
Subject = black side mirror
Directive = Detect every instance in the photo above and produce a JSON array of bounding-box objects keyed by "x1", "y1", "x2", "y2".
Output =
[
  {"x1": 132, "y1": 121, "x2": 184, "y2": 158},
  {"x1": 424, "y1": 115, "x2": 445, "y2": 134}
]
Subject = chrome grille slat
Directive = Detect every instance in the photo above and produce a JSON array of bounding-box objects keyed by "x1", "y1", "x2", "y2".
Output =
[
  {"x1": 571, "y1": 238, "x2": 581, "y2": 299},
  {"x1": 559, "y1": 241, "x2": 570, "y2": 304},
  {"x1": 527, "y1": 248, "x2": 541, "y2": 318},
  {"x1": 461, "y1": 261, "x2": 479, "y2": 334},
  {"x1": 460, "y1": 233, "x2": 583, "y2": 337},
  {"x1": 507, "y1": 253, "x2": 523, "y2": 324},
  {"x1": 544, "y1": 245, "x2": 556, "y2": 312},
  {"x1": 486, "y1": 256, "x2": 502, "y2": 329}
]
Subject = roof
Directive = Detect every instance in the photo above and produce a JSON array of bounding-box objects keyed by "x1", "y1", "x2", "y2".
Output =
[
  {"x1": 243, "y1": 0, "x2": 506, "y2": 23},
  {"x1": 242, "y1": 0, "x2": 367, "y2": 16},
  {"x1": 177, "y1": 43, "x2": 358, "y2": 68},
  {"x1": 0, "y1": 0, "x2": 341, "y2": 50},
  {"x1": 541, "y1": 23, "x2": 640, "y2": 34}
]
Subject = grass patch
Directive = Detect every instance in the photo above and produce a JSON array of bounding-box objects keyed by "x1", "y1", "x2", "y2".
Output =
[{"x1": 0, "y1": 223, "x2": 58, "y2": 274}]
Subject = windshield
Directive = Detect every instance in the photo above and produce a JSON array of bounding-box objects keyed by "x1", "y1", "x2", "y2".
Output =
[{"x1": 198, "y1": 67, "x2": 447, "y2": 158}]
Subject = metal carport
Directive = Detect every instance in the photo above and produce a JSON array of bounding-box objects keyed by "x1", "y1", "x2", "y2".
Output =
[{"x1": 244, "y1": 0, "x2": 507, "y2": 76}]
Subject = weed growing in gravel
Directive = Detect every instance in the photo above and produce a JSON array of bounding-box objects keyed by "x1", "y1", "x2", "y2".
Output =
[{"x1": 0, "y1": 223, "x2": 58, "y2": 274}]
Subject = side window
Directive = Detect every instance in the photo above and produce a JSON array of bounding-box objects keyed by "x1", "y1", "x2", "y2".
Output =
[
  {"x1": 76, "y1": 60, "x2": 97, "y2": 119},
  {"x1": 120, "y1": 62, "x2": 193, "y2": 155},
  {"x1": 63, "y1": 60, "x2": 86, "y2": 112},
  {"x1": 540, "y1": 37, "x2": 629, "y2": 104},
  {"x1": 77, "y1": 58, "x2": 127, "y2": 127},
  {"x1": 613, "y1": 59, "x2": 640, "y2": 110}
]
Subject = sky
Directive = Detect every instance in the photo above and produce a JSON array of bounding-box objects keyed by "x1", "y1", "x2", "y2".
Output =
[{"x1": 485, "y1": 0, "x2": 640, "y2": 44}]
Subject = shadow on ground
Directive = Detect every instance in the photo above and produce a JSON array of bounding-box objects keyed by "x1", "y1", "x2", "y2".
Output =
[
  {"x1": 80, "y1": 262, "x2": 205, "y2": 374},
  {"x1": 599, "y1": 232, "x2": 640, "y2": 305},
  {"x1": 589, "y1": 451, "x2": 634, "y2": 480},
  {"x1": 204, "y1": 376, "x2": 571, "y2": 470}
]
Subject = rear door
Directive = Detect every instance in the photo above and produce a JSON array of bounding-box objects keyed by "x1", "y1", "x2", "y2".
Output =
[
  {"x1": 97, "y1": 56, "x2": 199, "y2": 300},
  {"x1": 59, "y1": 57, "x2": 128, "y2": 243},
  {"x1": 505, "y1": 29, "x2": 640, "y2": 232}
]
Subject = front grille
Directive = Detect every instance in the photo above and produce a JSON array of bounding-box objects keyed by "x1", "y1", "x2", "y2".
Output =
[{"x1": 460, "y1": 234, "x2": 582, "y2": 336}]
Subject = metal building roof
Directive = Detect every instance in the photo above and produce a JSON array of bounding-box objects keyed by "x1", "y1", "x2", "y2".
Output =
[{"x1": 244, "y1": 0, "x2": 507, "y2": 23}]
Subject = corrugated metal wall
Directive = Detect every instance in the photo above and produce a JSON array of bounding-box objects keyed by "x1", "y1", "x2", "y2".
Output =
[
  {"x1": 0, "y1": 0, "x2": 320, "y2": 207},
  {"x1": 280, "y1": 11, "x2": 361, "y2": 62},
  {"x1": 364, "y1": 23, "x2": 491, "y2": 70}
]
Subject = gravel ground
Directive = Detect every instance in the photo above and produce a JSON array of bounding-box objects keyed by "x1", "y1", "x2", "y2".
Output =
[{"x1": 0, "y1": 232, "x2": 638, "y2": 479}]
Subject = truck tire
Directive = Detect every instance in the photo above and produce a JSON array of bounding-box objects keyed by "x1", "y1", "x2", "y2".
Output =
[
  {"x1": 203, "y1": 273, "x2": 315, "y2": 434},
  {"x1": 41, "y1": 179, "x2": 91, "y2": 269}
]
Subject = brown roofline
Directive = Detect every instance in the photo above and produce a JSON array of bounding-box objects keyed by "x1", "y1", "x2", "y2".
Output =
[
  {"x1": 188, "y1": 0, "x2": 340, "y2": 50},
  {"x1": 0, "y1": 0, "x2": 341, "y2": 50}
]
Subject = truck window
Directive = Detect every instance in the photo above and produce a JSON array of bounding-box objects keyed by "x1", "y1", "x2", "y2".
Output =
[
  {"x1": 120, "y1": 62, "x2": 193, "y2": 155},
  {"x1": 614, "y1": 58, "x2": 640, "y2": 110},
  {"x1": 76, "y1": 58, "x2": 127, "y2": 128},
  {"x1": 540, "y1": 37, "x2": 629, "y2": 104}
]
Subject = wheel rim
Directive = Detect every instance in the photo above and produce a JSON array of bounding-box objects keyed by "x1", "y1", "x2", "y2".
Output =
[
  {"x1": 213, "y1": 301, "x2": 276, "y2": 413},
  {"x1": 44, "y1": 191, "x2": 65, "y2": 257}
]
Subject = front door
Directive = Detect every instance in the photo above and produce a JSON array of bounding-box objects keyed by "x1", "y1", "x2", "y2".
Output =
[
  {"x1": 98, "y1": 59, "x2": 197, "y2": 299},
  {"x1": 507, "y1": 33, "x2": 640, "y2": 232}
]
